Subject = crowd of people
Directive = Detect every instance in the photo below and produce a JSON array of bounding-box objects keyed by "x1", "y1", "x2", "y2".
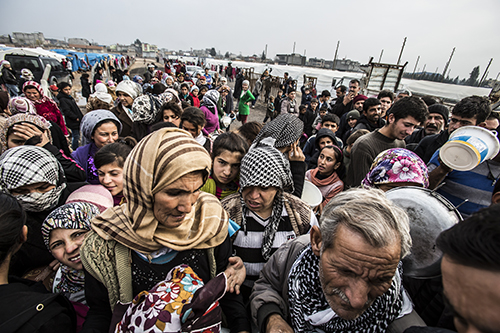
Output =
[{"x1": 0, "y1": 56, "x2": 499, "y2": 333}]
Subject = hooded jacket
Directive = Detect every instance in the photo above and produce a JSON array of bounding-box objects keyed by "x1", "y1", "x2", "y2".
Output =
[
  {"x1": 307, "y1": 128, "x2": 339, "y2": 169},
  {"x1": 354, "y1": 114, "x2": 385, "y2": 132}
]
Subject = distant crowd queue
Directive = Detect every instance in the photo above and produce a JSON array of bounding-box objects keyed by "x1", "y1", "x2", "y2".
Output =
[{"x1": 0, "y1": 57, "x2": 499, "y2": 333}]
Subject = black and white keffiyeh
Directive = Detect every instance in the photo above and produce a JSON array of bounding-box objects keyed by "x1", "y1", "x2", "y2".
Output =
[
  {"x1": 0, "y1": 146, "x2": 66, "y2": 212},
  {"x1": 239, "y1": 140, "x2": 293, "y2": 260},
  {"x1": 288, "y1": 245, "x2": 404, "y2": 332},
  {"x1": 251, "y1": 113, "x2": 304, "y2": 149}
]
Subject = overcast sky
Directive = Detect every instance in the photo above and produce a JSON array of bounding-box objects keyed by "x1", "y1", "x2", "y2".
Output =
[{"x1": 1, "y1": 0, "x2": 498, "y2": 80}]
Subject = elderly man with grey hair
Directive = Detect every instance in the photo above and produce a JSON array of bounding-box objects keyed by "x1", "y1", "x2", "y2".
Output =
[{"x1": 250, "y1": 188, "x2": 426, "y2": 333}]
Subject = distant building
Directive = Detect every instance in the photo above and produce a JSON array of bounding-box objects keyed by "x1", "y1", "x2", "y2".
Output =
[
  {"x1": 12, "y1": 32, "x2": 45, "y2": 46},
  {"x1": 334, "y1": 58, "x2": 362, "y2": 72},
  {"x1": 68, "y1": 44, "x2": 104, "y2": 53},
  {"x1": 142, "y1": 43, "x2": 158, "y2": 58},
  {"x1": 68, "y1": 38, "x2": 90, "y2": 46},
  {"x1": 275, "y1": 53, "x2": 306, "y2": 66},
  {"x1": 108, "y1": 44, "x2": 136, "y2": 56},
  {"x1": 46, "y1": 38, "x2": 68, "y2": 47}
]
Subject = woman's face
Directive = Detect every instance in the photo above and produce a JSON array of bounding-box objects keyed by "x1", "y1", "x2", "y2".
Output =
[
  {"x1": 7, "y1": 132, "x2": 28, "y2": 149},
  {"x1": 317, "y1": 147, "x2": 339, "y2": 176},
  {"x1": 182, "y1": 121, "x2": 201, "y2": 138},
  {"x1": 153, "y1": 172, "x2": 203, "y2": 229},
  {"x1": 10, "y1": 182, "x2": 55, "y2": 196},
  {"x1": 49, "y1": 228, "x2": 88, "y2": 270},
  {"x1": 163, "y1": 109, "x2": 181, "y2": 127},
  {"x1": 24, "y1": 88, "x2": 41, "y2": 101},
  {"x1": 242, "y1": 83, "x2": 249, "y2": 91},
  {"x1": 117, "y1": 92, "x2": 134, "y2": 107},
  {"x1": 98, "y1": 161, "x2": 124, "y2": 196},
  {"x1": 212, "y1": 150, "x2": 243, "y2": 185},
  {"x1": 92, "y1": 122, "x2": 119, "y2": 149},
  {"x1": 166, "y1": 78, "x2": 173, "y2": 85},
  {"x1": 241, "y1": 186, "x2": 279, "y2": 219},
  {"x1": 192, "y1": 89, "x2": 199, "y2": 97}
]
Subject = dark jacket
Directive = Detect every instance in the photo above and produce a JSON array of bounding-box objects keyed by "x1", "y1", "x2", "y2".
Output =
[
  {"x1": 110, "y1": 104, "x2": 133, "y2": 138},
  {"x1": 80, "y1": 77, "x2": 91, "y2": 99},
  {"x1": 414, "y1": 130, "x2": 450, "y2": 164},
  {"x1": 1, "y1": 67, "x2": 18, "y2": 85},
  {"x1": 0, "y1": 277, "x2": 76, "y2": 333},
  {"x1": 298, "y1": 110, "x2": 315, "y2": 138},
  {"x1": 332, "y1": 99, "x2": 353, "y2": 118},
  {"x1": 233, "y1": 73, "x2": 244, "y2": 99},
  {"x1": 48, "y1": 120, "x2": 71, "y2": 157},
  {"x1": 57, "y1": 92, "x2": 83, "y2": 130},
  {"x1": 354, "y1": 114, "x2": 385, "y2": 132}
]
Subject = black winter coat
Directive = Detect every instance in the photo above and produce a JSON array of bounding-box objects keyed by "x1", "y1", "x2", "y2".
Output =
[{"x1": 57, "y1": 92, "x2": 83, "y2": 130}]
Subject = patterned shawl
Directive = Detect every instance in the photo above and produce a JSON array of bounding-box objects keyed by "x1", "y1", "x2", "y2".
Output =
[
  {"x1": 91, "y1": 128, "x2": 228, "y2": 254},
  {"x1": 0, "y1": 113, "x2": 53, "y2": 153}
]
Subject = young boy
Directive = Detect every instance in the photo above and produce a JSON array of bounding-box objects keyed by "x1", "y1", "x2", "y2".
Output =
[
  {"x1": 264, "y1": 96, "x2": 275, "y2": 123},
  {"x1": 201, "y1": 132, "x2": 249, "y2": 200},
  {"x1": 303, "y1": 113, "x2": 342, "y2": 162}
]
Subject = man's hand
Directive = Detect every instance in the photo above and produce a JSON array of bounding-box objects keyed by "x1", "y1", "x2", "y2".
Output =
[
  {"x1": 224, "y1": 256, "x2": 246, "y2": 294},
  {"x1": 289, "y1": 142, "x2": 305, "y2": 162},
  {"x1": 343, "y1": 92, "x2": 354, "y2": 105},
  {"x1": 266, "y1": 314, "x2": 294, "y2": 333}
]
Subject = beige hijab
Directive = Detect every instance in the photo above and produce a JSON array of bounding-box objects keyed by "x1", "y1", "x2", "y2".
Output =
[{"x1": 92, "y1": 128, "x2": 228, "y2": 254}]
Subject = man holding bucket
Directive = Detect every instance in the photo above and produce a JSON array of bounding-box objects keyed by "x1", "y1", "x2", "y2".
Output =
[{"x1": 427, "y1": 96, "x2": 499, "y2": 218}]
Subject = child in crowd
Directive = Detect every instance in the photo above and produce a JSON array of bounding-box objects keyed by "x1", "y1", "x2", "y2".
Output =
[
  {"x1": 312, "y1": 105, "x2": 328, "y2": 133},
  {"x1": 94, "y1": 137, "x2": 137, "y2": 206},
  {"x1": 343, "y1": 129, "x2": 369, "y2": 173},
  {"x1": 237, "y1": 80, "x2": 255, "y2": 125},
  {"x1": 274, "y1": 89, "x2": 283, "y2": 115},
  {"x1": 181, "y1": 107, "x2": 212, "y2": 153},
  {"x1": 201, "y1": 132, "x2": 249, "y2": 200},
  {"x1": 342, "y1": 110, "x2": 361, "y2": 143},
  {"x1": 159, "y1": 100, "x2": 182, "y2": 127},
  {"x1": 298, "y1": 104, "x2": 315, "y2": 139},
  {"x1": 305, "y1": 145, "x2": 344, "y2": 214},
  {"x1": 304, "y1": 113, "x2": 342, "y2": 163},
  {"x1": 263, "y1": 96, "x2": 275, "y2": 123}
]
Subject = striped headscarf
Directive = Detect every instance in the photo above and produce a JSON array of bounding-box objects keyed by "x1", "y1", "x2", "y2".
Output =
[
  {"x1": 8, "y1": 97, "x2": 37, "y2": 115},
  {"x1": 251, "y1": 113, "x2": 304, "y2": 149},
  {"x1": 91, "y1": 128, "x2": 228, "y2": 254},
  {"x1": 0, "y1": 113, "x2": 53, "y2": 153}
]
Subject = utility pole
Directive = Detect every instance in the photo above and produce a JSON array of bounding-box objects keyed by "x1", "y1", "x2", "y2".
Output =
[
  {"x1": 479, "y1": 58, "x2": 493, "y2": 86},
  {"x1": 379, "y1": 49, "x2": 384, "y2": 63},
  {"x1": 412, "y1": 55, "x2": 420, "y2": 79},
  {"x1": 265, "y1": 44, "x2": 267, "y2": 58},
  {"x1": 333, "y1": 40, "x2": 340, "y2": 70},
  {"x1": 397, "y1": 37, "x2": 407, "y2": 65},
  {"x1": 292, "y1": 42, "x2": 296, "y2": 54},
  {"x1": 304, "y1": 49, "x2": 306, "y2": 56},
  {"x1": 421, "y1": 64, "x2": 426, "y2": 79},
  {"x1": 441, "y1": 47, "x2": 455, "y2": 82}
]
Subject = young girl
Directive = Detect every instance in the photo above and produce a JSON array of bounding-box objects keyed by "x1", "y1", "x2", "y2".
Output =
[
  {"x1": 94, "y1": 137, "x2": 137, "y2": 206},
  {"x1": 237, "y1": 80, "x2": 255, "y2": 125},
  {"x1": 305, "y1": 145, "x2": 344, "y2": 213},
  {"x1": 263, "y1": 95, "x2": 275, "y2": 123},
  {"x1": 200, "y1": 132, "x2": 248, "y2": 200}
]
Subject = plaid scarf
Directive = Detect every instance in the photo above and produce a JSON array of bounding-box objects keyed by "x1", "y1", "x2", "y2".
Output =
[
  {"x1": 239, "y1": 141, "x2": 293, "y2": 260},
  {"x1": 0, "y1": 146, "x2": 66, "y2": 212},
  {"x1": 251, "y1": 113, "x2": 303, "y2": 149},
  {"x1": 288, "y1": 245, "x2": 404, "y2": 332}
]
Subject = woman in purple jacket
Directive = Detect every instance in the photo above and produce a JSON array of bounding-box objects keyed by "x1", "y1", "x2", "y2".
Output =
[{"x1": 71, "y1": 110, "x2": 122, "y2": 184}]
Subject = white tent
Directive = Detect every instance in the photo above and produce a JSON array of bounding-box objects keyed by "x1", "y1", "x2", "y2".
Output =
[{"x1": 0, "y1": 47, "x2": 66, "y2": 61}]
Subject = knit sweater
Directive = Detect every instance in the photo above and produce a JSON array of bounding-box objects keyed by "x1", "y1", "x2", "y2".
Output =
[{"x1": 345, "y1": 129, "x2": 405, "y2": 187}]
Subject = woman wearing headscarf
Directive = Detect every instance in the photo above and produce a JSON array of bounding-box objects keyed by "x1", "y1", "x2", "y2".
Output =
[
  {"x1": 72, "y1": 110, "x2": 122, "y2": 184},
  {"x1": 200, "y1": 89, "x2": 221, "y2": 136},
  {"x1": 8, "y1": 96, "x2": 72, "y2": 157},
  {"x1": 22, "y1": 81, "x2": 69, "y2": 136},
  {"x1": 0, "y1": 193, "x2": 76, "y2": 333},
  {"x1": 221, "y1": 140, "x2": 318, "y2": 301},
  {"x1": 80, "y1": 128, "x2": 251, "y2": 332},
  {"x1": 42, "y1": 202, "x2": 100, "y2": 331},
  {"x1": 85, "y1": 82, "x2": 113, "y2": 112},
  {"x1": 18, "y1": 68, "x2": 34, "y2": 92},
  {"x1": 362, "y1": 148, "x2": 429, "y2": 191},
  {"x1": 0, "y1": 145, "x2": 86, "y2": 277},
  {"x1": 0, "y1": 113, "x2": 86, "y2": 182},
  {"x1": 111, "y1": 80, "x2": 142, "y2": 137},
  {"x1": 252, "y1": 113, "x2": 307, "y2": 197}
]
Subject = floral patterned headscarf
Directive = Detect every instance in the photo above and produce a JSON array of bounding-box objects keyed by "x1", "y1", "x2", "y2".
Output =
[{"x1": 362, "y1": 148, "x2": 429, "y2": 188}]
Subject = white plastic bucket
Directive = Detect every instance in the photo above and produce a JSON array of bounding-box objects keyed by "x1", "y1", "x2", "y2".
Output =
[
  {"x1": 440, "y1": 126, "x2": 500, "y2": 171},
  {"x1": 301, "y1": 180, "x2": 323, "y2": 208}
]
